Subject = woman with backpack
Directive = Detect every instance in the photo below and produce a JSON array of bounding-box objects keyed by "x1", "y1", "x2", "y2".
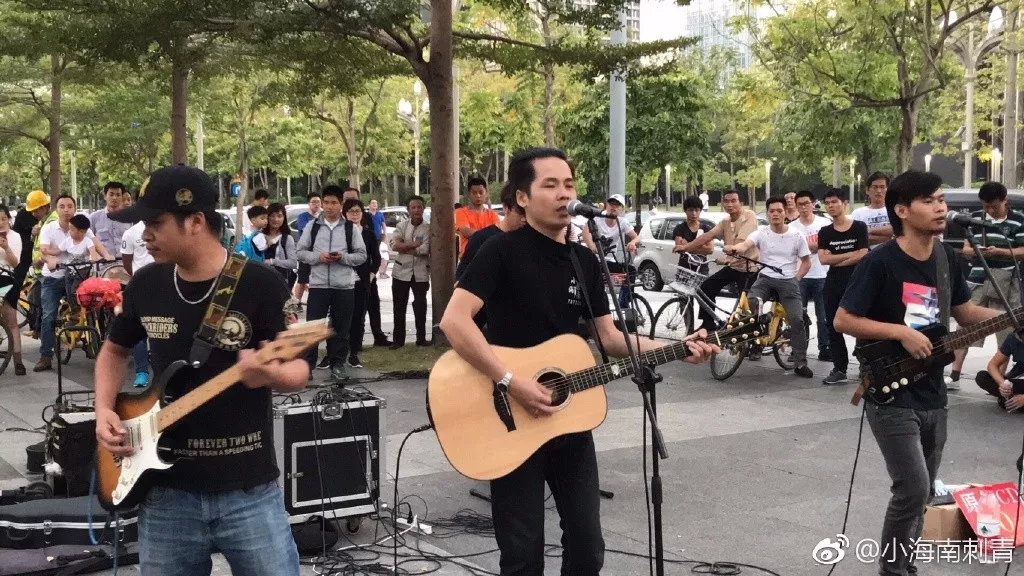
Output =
[{"x1": 264, "y1": 203, "x2": 298, "y2": 289}]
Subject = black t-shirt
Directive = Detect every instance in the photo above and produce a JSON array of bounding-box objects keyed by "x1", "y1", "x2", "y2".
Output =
[
  {"x1": 840, "y1": 240, "x2": 971, "y2": 410},
  {"x1": 108, "y1": 260, "x2": 289, "y2": 492},
  {"x1": 458, "y1": 224, "x2": 610, "y2": 347},
  {"x1": 672, "y1": 220, "x2": 713, "y2": 273},
  {"x1": 818, "y1": 220, "x2": 869, "y2": 287}
]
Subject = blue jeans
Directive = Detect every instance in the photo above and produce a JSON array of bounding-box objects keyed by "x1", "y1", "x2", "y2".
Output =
[
  {"x1": 39, "y1": 276, "x2": 66, "y2": 359},
  {"x1": 799, "y1": 277, "x2": 828, "y2": 353},
  {"x1": 138, "y1": 481, "x2": 299, "y2": 576},
  {"x1": 133, "y1": 340, "x2": 149, "y2": 375}
]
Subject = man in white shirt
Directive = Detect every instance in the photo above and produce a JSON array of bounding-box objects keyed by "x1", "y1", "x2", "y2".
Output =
[
  {"x1": 789, "y1": 191, "x2": 832, "y2": 362},
  {"x1": 35, "y1": 195, "x2": 108, "y2": 372},
  {"x1": 852, "y1": 172, "x2": 893, "y2": 249},
  {"x1": 89, "y1": 181, "x2": 133, "y2": 256},
  {"x1": 241, "y1": 189, "x2": 270, "y2": 236},
  {"x1": 725, "y1": 196, "x2": 813, "y2": 377},
  {"x1": 121, "y1": 221, "x2": 154, "y2": 387}
]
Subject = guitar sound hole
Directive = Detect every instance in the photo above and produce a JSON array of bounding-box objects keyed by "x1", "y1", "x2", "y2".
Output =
[{"x1": 539, "y1": 371, "x2": 570, "y2": 408}]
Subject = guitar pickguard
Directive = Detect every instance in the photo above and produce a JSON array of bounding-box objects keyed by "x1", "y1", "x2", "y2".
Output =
[{"x1": 110, "y1": 402, "x2": 172, "y2": 507}]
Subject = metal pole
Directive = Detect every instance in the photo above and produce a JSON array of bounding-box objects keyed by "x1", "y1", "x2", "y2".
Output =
[
  {"x1": 609, "y1": 9, "x2": 627, "y2": 199},
  {"x1": 414, "y1": 103, "x2": 421, "y2": 196},
  {"x1": 965, "y1": 52, "x2": 976, "y2": 188},
  {"x1": 196, "y1": 115, "x2": 205, "y2": 171},
  {"x1": 665, "y1": 165, "x2": 671, "y2": 207},
  {"x1": 849, "y1": 159, "x2": 855, "y2": 205},
  {"x1": 1005, "y1": 6, "x2": 1020, "y2": 188},
  {"x1": 70, "y1": 151, "x2": 77, "y2": 199}
]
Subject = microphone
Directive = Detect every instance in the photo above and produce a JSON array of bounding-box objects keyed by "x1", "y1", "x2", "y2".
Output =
[
  {"x1": 946, "y1": 211, "x2": 1001, "y2": 231},
  {"x1": 566, "y1": 200, "x2": 607, "y2": 219}
]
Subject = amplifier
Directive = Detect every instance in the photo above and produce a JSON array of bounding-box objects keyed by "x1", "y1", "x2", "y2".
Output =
[{"x1": 273, "y1": 388, "x2": 385, "y2": 524}]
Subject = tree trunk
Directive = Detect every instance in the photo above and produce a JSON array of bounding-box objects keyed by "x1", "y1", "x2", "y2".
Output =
[
  {"x1": 234, "y1": 134, "x2": 248, "y2": 250},
  {"x1": 634, "y1": 175, "x2": 642, "y2": 233},
  {"x1": 47, "y1": 53, "x2": 62, "y2": 203},
  {"x1": 170, "y1": 37, "x2": 189, "y2": 164},
  {"x1": 895, "y1": 101, "x2": 919, "y2": 173},
  {"x1": 1004, "y1": 6, "x2": 1020, "y2": 188},
  {"x1": 428, "y1": 0, "x2": 456, "y2": 346}
]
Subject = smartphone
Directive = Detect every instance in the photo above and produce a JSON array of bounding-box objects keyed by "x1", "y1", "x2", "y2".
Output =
[{"x1": 330, "y1": 251, "x2": 340, "y2": 257}]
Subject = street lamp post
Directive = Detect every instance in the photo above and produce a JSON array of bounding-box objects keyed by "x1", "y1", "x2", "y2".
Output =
[
  {"x1": 993, "y1": 147, "x2": 1003, "y2": 181},
  {"x1": 925, "y1": 153, "x2": 932, "y2": 172},
  {"x1": 398, "y1": 81, "x2": 428, "y2": 196},
  {"x1": 764, "y1": 160, "x2": 772, "y2": 203},
  {"x1": 849, "y1": 158, "x2": 855, "y2": 205},
  {"x1": 665, "y1": 164, "x2": 671, "y2": 207},
  {"x1": 947, "y1": 9, "x2": 1005, "y2": 188}
]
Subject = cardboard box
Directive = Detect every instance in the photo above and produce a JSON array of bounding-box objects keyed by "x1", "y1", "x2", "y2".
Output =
[{"x1": 921, "y1": 504, "x2": 973, "y2": 542}]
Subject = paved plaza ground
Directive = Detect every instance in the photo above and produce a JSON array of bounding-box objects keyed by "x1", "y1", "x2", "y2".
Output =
[{"x1": 0, "y1": 284, "x2": 1022, "y2": 575}]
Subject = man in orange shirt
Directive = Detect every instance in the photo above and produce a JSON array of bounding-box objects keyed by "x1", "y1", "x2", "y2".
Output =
[{"x1": 454, "y1": 176, "x2": 500, "y2": 259}]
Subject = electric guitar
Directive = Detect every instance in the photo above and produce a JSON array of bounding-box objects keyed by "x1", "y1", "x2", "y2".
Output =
[
  {"x1": 426, "y1": 314, "x2": 761, "y2": 481},
  {"x1": 95, "y1": 321, "x2": 331, "y2": 510},
  {"x1": 854, "y1": 306, "x2": 1024, "y2": 405}
]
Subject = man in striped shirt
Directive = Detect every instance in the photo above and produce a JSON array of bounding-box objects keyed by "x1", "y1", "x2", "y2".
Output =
[{"x1": 949, "y1": 181, "x2": 1024, "y2": 388}]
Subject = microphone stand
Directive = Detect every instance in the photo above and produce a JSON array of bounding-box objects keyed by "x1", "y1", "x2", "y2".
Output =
[
  {"x1": 962, "y1": 232, "x2": 1024, "y2": 335},
  {"x1": 586, "y1": 218, "x2": 668, "y2": 576}
]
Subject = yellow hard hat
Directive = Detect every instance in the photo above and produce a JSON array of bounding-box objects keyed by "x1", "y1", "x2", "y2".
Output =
[{"x1": 25, "y1": 190, "x2": 50, "y2": 212}]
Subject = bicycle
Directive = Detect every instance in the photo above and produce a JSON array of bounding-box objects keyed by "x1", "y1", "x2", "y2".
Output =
[
  {"x1": 708, "y1": 254, "x2": 811, "y2": 380},
  {"x1": 54, "y1": 259, "x2": 121, "y2": 364}
]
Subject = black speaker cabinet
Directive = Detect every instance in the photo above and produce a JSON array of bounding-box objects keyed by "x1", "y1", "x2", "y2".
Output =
[{"x1": 273, "y1": 388, "x2": 385, "y2": 524}]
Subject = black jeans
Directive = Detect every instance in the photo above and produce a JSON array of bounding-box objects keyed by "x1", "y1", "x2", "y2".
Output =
[
  {"x1": 366, "y1": 279, "x2": 387, "y2": 341},
  {"x1": 490, "y1": 432, "x2": 604, "y2": 576},
  {"x1": 698, "y1": 267, "x2": 756, "y2": 332},
  {"x1": 974, "y1": 372, "x2": 1024, "y2": 408},
  {"x1": 865, "y1": 403, "x2": 947, "y2": 576},
  {"x1": 392, "y1": 279, "x2": 428, "y2": 345},
  {"x1": 305, "y1": 288, "x2": 354, "y2": 369},
  {"x1": 349, "y1": 280, "x2": 369, "y2": 357},
  {"x1": 823, "y1": 276, "x2": 849, "y2": 372}
]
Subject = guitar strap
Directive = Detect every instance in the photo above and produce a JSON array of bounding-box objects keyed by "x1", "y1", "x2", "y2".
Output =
[
  {"x1": 569, "y1": 247, "x2": 610, "y2": 364},
  {"x1": 933, "y1": 238, "x2": 951, "y2": 329},
  {"x1": 188, "y1": 253, "x2": 249, "y2": 367}
]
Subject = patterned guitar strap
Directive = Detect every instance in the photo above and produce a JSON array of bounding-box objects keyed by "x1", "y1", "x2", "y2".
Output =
[{"x1": 187, "y1": 253, "x2": 249, "y2": 368}]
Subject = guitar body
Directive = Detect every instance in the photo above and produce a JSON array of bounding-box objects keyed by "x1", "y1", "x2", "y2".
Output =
[
  {"x1": 95, "y1": 361, "x2": 186, "y2": 511},
  {"x1": 854, "y1": 324, "x2": 954, "y2": 404},
  {"x1": 427, "y1": 334, "x2": 606, "y2": 481}
]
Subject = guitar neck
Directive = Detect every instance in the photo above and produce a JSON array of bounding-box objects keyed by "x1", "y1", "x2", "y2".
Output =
[
  {"x1": 155, "y1": 365, "x2": 246, "y2": 432},
  {"x1": 558, "y1": 332, "x2": 713, "y2": 394},
  {"x1": 935, "y1": 306, "x2": 1024, "y2": 354}
]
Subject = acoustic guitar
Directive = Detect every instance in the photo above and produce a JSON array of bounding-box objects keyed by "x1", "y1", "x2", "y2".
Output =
[
  {"x1": 95, "y1": 321, "x2": 330, "y2": 510},
  {"x1": 426, "y1": 314, "x2": 761, "y2": 480}
]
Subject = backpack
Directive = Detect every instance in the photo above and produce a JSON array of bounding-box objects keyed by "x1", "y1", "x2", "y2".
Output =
[
  {"x1": 234, "y1": 231, "x2": 265, "y2": 262},
  {"x1": 307, "y1": 219, "x2": 355, "y2": 258}
]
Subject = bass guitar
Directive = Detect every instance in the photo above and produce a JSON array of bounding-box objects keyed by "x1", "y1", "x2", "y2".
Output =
[
  {"x1": 426, "y1": 314, "x2": 761, "y2": 480},
  {"x1": 95, "y1": 321, "x2": 330, "y2": 510},
  {"x1": 854, "y1": 306, "x2": 1023, "y2": 405}
]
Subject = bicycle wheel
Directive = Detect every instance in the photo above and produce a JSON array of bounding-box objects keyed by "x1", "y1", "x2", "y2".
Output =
[
  {"x1": 0, "y1": 320, "x2": 12, "y2": 375},
  {"x1": 772, "y1": 311, "x2": 810, "y2": 370},
  {"x1": 650, "y1": 297, "x2": 694, "y2": 342},
  {"x1": 82, "y1": 312, "x2": 100, "y2": 360},
  {"x1": 631, "y1": 294, "x2": 654, "y2": 335},
  {"x1": 710, "y1": 343, "x2": 747, "y2": 381}
]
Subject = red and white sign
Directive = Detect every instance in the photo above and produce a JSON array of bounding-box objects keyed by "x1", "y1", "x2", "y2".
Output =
[{"x1": 952, "y1": 483, "x2": 1024, "y2": 547}]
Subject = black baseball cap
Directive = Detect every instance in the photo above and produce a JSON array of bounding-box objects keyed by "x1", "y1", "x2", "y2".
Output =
[{"x1": 109, "y1": 165, "x2": 218, "y2": 223}]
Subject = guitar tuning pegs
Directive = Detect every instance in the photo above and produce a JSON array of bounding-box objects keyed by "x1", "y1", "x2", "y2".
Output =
[
  {"x1": 882, "y1": 386, "x2": 891, "y2": 394},
  {"x1": 891, "y1": 382, "x2": 900, "y2": 390},
  {"x1": 753, "y1": 331, "x2": 760, "y2": 337},
  {"x1": 726, "y1": 324, "x2": 733, "y2": 330},
  {"x1": 899, "y1": 378, "x2": 908, "y2": 385},
  {"x1": 730, "y1": 338, "x2": 737, "y2": 344}
]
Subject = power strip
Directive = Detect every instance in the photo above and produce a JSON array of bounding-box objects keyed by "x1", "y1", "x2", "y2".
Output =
[{"x1": 396, "y1": 515, "x2": 433, "y2": 535}]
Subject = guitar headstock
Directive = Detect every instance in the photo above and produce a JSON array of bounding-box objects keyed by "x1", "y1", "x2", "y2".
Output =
[
  {"x1": 257, "y1": 320, "x2": 332, "y2": 362},
  {"x1": 712, "y1": 311, "x2": 762, "y2": 348}
]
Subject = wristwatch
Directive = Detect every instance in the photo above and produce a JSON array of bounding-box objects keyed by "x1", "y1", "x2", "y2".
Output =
[{"x1": 495, "y1": 371, "x2": 513, "y2": 394}]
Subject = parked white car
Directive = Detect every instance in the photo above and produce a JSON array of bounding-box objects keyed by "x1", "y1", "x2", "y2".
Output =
[{"x1": 635, "y1": 215, "x2": 727, "y2": 292}]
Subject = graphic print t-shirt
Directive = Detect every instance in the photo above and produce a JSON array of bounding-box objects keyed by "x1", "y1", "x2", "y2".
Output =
[
  {"x1": 458, "y1": 224, "x2": 609, "y2": 347},
  {"x1": 840, "y1": 240, "x2": 971, "y2": 410},
  {"x1": 108, "y1": 260, "x2": 289, "y2": 492},
  {"x1": 851, "y1": 206, "x2": 891, "y2": 250},
  {"x1": 818, "y1": 220, "x2": 869, "y2": 288}
]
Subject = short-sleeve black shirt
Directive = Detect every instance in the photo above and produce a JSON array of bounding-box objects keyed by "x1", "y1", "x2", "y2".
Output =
[
  {"x1": 839, "y1": 240, "x2": 971, "y2": 410},
  {"x1": 107, "y1": 260, "x2": 290, "y2": 492},
  {"x1": 672, "y1": 220, "x2": 713, "y2": 273},
  {"x1": 457, "y1": 225, "x2": 610, "y2": 347}
]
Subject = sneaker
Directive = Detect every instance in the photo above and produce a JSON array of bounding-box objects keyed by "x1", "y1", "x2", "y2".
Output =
[
  {"x1": 316, "y1": 356, "x2": 330, "y2": 370},
  {"x1": 822, "y1": 370, "x2": 848, "y2": 386},
  {"x1": 14, "y1": 363, "x2": 26, "y2": 376},
  {"x1": 944, "y1": 375, "x2": 960, "y2": 391},
  {"x1": 133, "y1": 372, "x2": 150, "y2": 388},
  {"x1": 416, "y1": 339, "x2": 431, "y2": 347},
  {"x1": 389, "y1": 343, "x2": 404, "y2": 350},
  {"x1": 818, "y1": 348, "x2": 832, "y2": 362},
  {"x1": 794, "y1": 365, "x2": 814, "y2": 378},
  {"x1": 348, "y1": 355, "x2": 363, "y2": 368}
]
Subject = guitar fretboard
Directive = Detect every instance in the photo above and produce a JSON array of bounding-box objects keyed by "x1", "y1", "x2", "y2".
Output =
[{"x1": 935, "y1": 306, "x2": 1024, "y2": 353}]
